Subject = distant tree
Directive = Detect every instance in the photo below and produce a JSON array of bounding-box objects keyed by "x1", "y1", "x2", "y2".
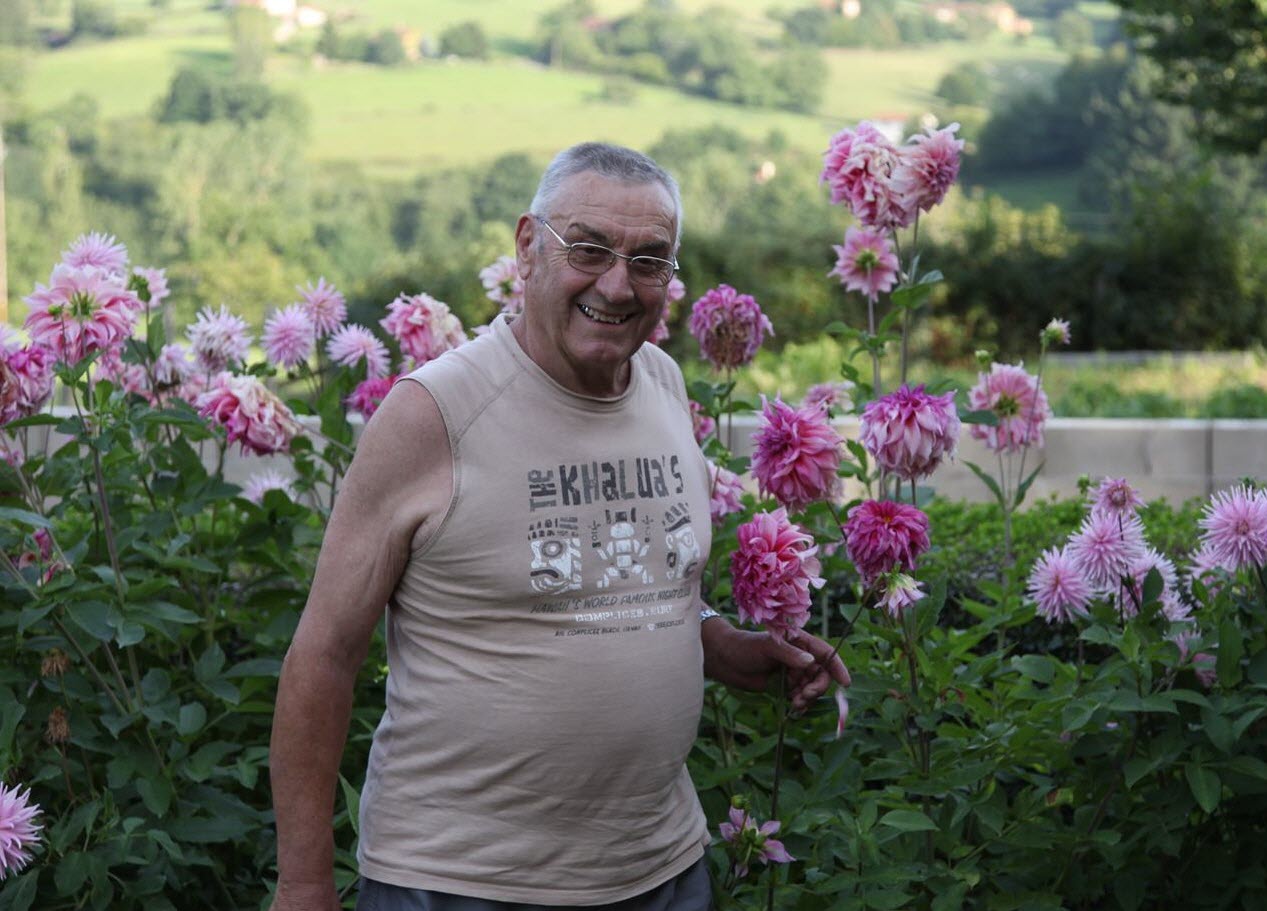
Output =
[
  {"x1": 936, "y1": 62, "x2": 990, "y2": 106},
  {"x1": 1054, "y1": 9, "x2": 1095, "y2": 50},
  {"x1": 157, "y1": 68, "x2": 219, "y2": 123},
  {"x1": 1113, "y1": 0, "x2": 1267, "y2": 154},
  {"x1": 228, "y1": 4, "x2": 271, "y2": 80},
  {"x1": 439, "y1": 20, "x2": 488, "y2": 59},
  {"x1": 315, "y1": 20, "x2": 339, "y2": 58},
  {"x1": 71, "y1": 0, "x2": 118, "y2": 38},
  {"x1": 537, "y1": 0, "x2": 601, "y2": 68},
  {"x1": 780, "y1": 6, "x2": 831, "y2": 45},
  {"x1": 0, "y1": 0, "x2": 32, "y2": 45},
  {"x1": 365, "y1": 29, "x2": 406, "y2": 65},
  {"x1": 766, "y1": 46, "x2": 827, "y2": 113}
]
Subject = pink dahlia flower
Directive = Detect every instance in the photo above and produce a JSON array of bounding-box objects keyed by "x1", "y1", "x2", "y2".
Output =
[
  {"x1": 1198, "y1": 484, "x2": 1267, "y2": 572},
  {"x1": 718, "y1": 806, "x2": 794, "y2": 879},
  {"x1": 0, "y1": 440, "x2": 24, "y2": 470},
  {"x1": 129, "y1": 267, "x2": 169, "y2": 309},
  {"x1": 802, "y1": 381, "x2": 854, "y2": 415},
  {"x1": 0, "y1": 782, "x2": 41, "y2": 879},
  {"x1": 346, "y1": 374, "x2": 400, "y2": 419},
  {"x1": 820, "y1": 121, "x2": 913, "y2": 230},
  {"x1": 687, "y1": 284, "x2": 773, "y2": 371},
  {"x1": 62, "y1": 232, "x2": 128, "y2": 275},
  {"x1": 891, "y1": 122, "x2": 963, "y2": 214},
  {"x1": 876, "y1": 572, "x2": 925, "y2": 618},
  {"x1": 479, "y1": 255, "x2": 525, "y2": 314},
  {"x1": 24, "y1": 264, "x2": 140, "y2": 364},
  {"x1": 730, "y1": 508, "x2": 824, "y2": 634},
  {"x1": 1066, "y1": 510, "x2": 1147, "y2": 592},
  {"x1": 0, "y1": 344, "x2": 55, "y2": 426},
  {"x1": 196, "y1": 373, "x2": 302, "y2": 456},
  {"x1": 648, "y1": 301, "x2": 671, "y2": 347},
  {"x1": 263, "y1": 303, "x2": 316, "y2": 370},
  {"x1": 829, "y1": 226, "x2": 901, "y2": 302},
  {"x1": 325, "y1": 324, "x2": 390, "y2": 379},
  {"x1": 1187, "y1": 545, "x2": 1230, "y2": 599},
  {"x1": 750, "y1": 396, "x2": 843, "y2": 512},
  {"x1": 299, "y1": 278, "x2": 347, "y2": 337},
  {"x1": 666, "y1": 275, "x2": 686, "y2": 304},
  {"x1": 1027, "y1": 546, "x2": 1093, "y2": 624},
  {"x1": 1043, "y1": 318, "x2": 1072, "y2": 347},
  {"x1": 843, "y1": 499, "x2": 930, "y2": 585},
  {"x1": 1093, "y1": 477, "x2": 1145, "y2": 518},
  {"x1": 967, "y1": 362, "x2": 1050, "y2": 453},
  {"x1": 95, "y1": 349, "x2": 149, "y2": 397},
  {"x1": 381, "y1": 293, "x2": 466, "y2": 365},
  {"x1": 707, "y1": 459, "x2": 745, "y2": 525},
  {"x1": 689, "y1": 400, "x2": 715, "y2": 445},
  {"x1": 242, "y1": 469, "x2": 297, "y2": 504},
  {"x1": 152, "y1": 344, "x2": 194, "y2": 388},
  {"x1": 187, "y1": 305, "x2": 252, "y2": 373},
  {"x1": 860, "y1": 383, "x2": 960, "y2": 482}
]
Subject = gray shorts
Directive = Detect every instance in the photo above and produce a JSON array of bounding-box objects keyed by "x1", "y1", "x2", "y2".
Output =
[{"x1": 355, "y1": 857, "x2": 712, "y2": 911}]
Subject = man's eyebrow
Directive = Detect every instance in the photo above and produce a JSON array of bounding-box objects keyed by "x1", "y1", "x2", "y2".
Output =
[{"x1": 566, "y1": 221, "x2": 673, "y2": 257}]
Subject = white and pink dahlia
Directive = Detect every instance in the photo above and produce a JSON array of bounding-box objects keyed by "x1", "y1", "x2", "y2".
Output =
[
  {"x1": 479, "y1": 255, "x2": 525, "y2": 314},
  {"x1": 876, "y1": 572, "x2": 925, "y2": 619},
  {"x1": 750, "y1": 397, "x2": 843, "y2": 512},
  {"x1": 820, "y1": 121, "x2": 913, "y2": 230},
  {"x1": 830, "y1": 226, "x2": 900, "y2": 302},
  {"x1": 802, "y1": 381, "x2": 854, "y2": 416},
  {"x1": 859, "y1": 384, "x2": 960, "y2": 482},
  {"x1": 262, "y1": 304, "x2": 316, "y2": 370},
  {"x1": 967, "y1": 362, "x2": 1051, "y2": 454},
  {"x1": 346, "y1": 375, "x2": 400, "y2": 419},
  {"x1": 1198, "y1": 484, "x2": 1267, "y2": 572},
  {"x1": 0, "y1": 782, "x2": 41, "y2": 879},
  {"x1": 325, "y1": 324, "x2": 390, "y2": 378},
  {"x1": 1092, "y1": 477, "x2": 1145, "y2": 518},
  {"x1": 187, "y1": 305, "x2": 252, "y2": 373},
  {"x1": 129, "y1": 266, "x2": 169, "y2": 309},
  {"x1": 24, "y1": 264, "x2": 140, "y2": 364},
  {"x1": 730, "y1": 508, "x2": 824, "y2": 635},
  {"x1": 196, "y1": 373, "x2": 302, "y2": 456},
  {"x1": 1027, "y1": 546, "x2": 1093, "y2": 624},
  {"x1": 1066, "y1": 510, "x2": 1147, "y2": 592},
  {"x1": 242, "y1": 469, "x2": 298, "y2": 504},
  {"x1": 707, "y1": 459, "x2": 746, "y2": 525},
  {"x1": 61, "y1": 232, "x2": 128, "y2": 275},
  {"x1": 892, "y1": 122, "x2": 963, "y2": 214},
  {"x1": 381, "y1": 293, "x2": 466, "y2": 365},
  {"x1": 0, "y1": 344, "x2": 55, "y2": 426},
  {"x1": 153, "y1": 343, "x2": 194, "y2": 388},
  {"x1": 299, "y1": 278, "x2": 347, "y2": 337}
]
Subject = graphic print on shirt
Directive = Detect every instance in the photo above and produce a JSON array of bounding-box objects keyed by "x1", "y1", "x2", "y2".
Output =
[
  {"x1": 592, "y1": 507, "x2": 655, "y2": 589},
  {"x1": 662, "y1": 502, "x2": 700, "y2": 582},
  {"x1": 528, "y1": 516, "x2": 582, "y2": 594}
]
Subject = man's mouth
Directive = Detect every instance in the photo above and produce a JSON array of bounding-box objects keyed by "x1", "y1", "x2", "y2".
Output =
[{"x1": 577, "y1": 303, "x2": 634, "y2": 325}]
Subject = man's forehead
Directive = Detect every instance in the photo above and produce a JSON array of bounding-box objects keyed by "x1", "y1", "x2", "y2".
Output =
[{"x1": 550, "y1": 172, "x2": 676, "y2": 235}]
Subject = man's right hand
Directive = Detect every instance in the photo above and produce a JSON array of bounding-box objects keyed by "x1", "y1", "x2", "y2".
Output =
[{"x1": 269, "y1": 878, "x2": 342, "y2": 911}]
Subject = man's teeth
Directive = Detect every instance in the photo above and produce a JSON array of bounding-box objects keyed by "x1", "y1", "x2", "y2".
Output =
[{"x1": 578, "y1": 304, "x2": 632, "y2": 325}]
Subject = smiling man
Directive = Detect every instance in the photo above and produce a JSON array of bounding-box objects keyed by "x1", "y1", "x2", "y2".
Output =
[{"x1": 268, "y1": 143, "x2": 849, "y2": 911}]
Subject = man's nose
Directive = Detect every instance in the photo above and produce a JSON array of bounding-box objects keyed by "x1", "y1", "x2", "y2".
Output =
[{"x1": 594, "y1": 255, "x2": 636, "y2": 303}]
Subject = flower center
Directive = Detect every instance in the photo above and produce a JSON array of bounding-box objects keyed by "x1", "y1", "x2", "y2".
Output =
[
  {"x1": 68, "y1": 291, "x2": 98, "y2": 320},
  {"x1": 854, "y1": 249, "x2": 879, "y2": 274},
  {"x1": 994, "y1": 393, "x2": 1020, "y2": 418}
]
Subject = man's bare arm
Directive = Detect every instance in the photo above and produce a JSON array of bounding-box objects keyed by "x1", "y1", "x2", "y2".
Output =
[{"x1": 268, "y1": 381, "x2": 451, "y2": 911}]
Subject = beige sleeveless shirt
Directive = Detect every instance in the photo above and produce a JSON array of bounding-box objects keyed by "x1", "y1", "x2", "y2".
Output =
[{"x1": 356, "y1": 315, "x2": 713, "y2": 904}]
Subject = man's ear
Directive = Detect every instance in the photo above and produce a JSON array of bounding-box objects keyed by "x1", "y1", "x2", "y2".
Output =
[{"x1": 514, "y1": 214, "x2": 535, "y2": 279}]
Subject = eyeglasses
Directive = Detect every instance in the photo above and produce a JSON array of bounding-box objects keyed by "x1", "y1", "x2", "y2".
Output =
[{"x1": 535, "y1": 216, "x2": 678, "y2": 288}]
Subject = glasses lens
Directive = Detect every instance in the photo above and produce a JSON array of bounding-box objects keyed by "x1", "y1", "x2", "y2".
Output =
[
  {"x1": 567, "y1": 243, "x2": 615, "y2": 274},
  {"x1": 629, "y1": 257, "x2": 675, "y2": 287}
]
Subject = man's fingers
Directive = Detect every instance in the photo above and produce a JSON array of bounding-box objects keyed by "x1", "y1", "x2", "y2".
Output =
[{"x1": 786, "y1": 628, "x2": 851, "y2": 687}]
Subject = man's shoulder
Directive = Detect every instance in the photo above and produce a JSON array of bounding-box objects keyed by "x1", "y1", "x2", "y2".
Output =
[{"x1": 636, "y1": 342, "x2": 688, "y2": 404}]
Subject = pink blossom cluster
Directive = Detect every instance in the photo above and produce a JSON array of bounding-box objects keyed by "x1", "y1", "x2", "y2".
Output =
[
  {"x1": 263, "y1": 304, "x2": 316, "y2": 370},
  {"x1": 707, "y1": 459, "x2": 745, "y2": 525},
  {"x1": 730, "y1": 508, "x2": 824, "y2": 634},
  {"x1": 196, "y1": 372, "x2": 302, "y2": 456},
  {"x1": 859, "y1": 384, "x2": 960, "y2": 481},
  {"x1": 24, "y1": 263, "x2": 141, "y2": 365},
  {"x1": 750, "y1": 397, "x2": 842, "y2": 512},
  {"x1": 0, "y1": 341, "x2": 55, "y2": 426},
  {"x1": 802, "y1": 381, "x2": 854, "y2": 415},
  {"x1": 829, "y1": 226, "x2": 900, "y2": 302},
  {"x1": 188, "y1": 305, "x2": 252, "y2": 373},
  {"x1": 381, "y1": 293, "x2": 467, "y2": 366},
  {"x1": 820, "y1": 121, "x2": 963, "y2": 229},
  {"x1": 0, "y1": 781, "x2": 41, "y2": 879},
  {"x1": 967, "y1": 362, "x2": 1051, "y2": 454},
  {"x1": 718, "y1": 805, "x2": 793, "y2": 879},
  {"x1": 1198, "y1": 484, "x2": 1267, "y2": 573},
  {"x1": 326, "y1": 324, "x2": 391, "y2": 378},
  {"x1": 299, "y1": 278, "x2": 347, "y2": 337},
  {"x1": 687, "y1": 284, "x2": 773, "y2": 371},
  {"x1": 689, "y1": 400, "x2": 715, "y2": 445},
  {"x1": 842, "y1": 499, "x2": 930, "y2": 586},
  {"x1": 479, "y1": 255, "x2": 525, "y2": 315},
  {"x1": 346, "y1": 375, "x2": 401, "y2": 419},
  {"x1": 242, "y1": 469, "x2": 298, "y2": 505},
  {"x1": 649, "y1": 275, "x2": 687, "y2": 346},
  {"x1": 877, "y1": 572, "x2": 925, "y2": 618}
]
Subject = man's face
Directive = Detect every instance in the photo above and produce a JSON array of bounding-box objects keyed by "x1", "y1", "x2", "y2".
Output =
[{"x1": 513, "y1": 171, "x2": 676, "y2": 397}]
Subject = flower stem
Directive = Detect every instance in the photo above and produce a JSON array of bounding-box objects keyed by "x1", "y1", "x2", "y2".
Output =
[{"x1": 767, "y1": 666, "x2": 788, "y2": 911}]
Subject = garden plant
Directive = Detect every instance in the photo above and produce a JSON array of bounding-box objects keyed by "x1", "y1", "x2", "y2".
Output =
[{"x1": 2, "y1": 121, "x2": 1266, "y2": 911}]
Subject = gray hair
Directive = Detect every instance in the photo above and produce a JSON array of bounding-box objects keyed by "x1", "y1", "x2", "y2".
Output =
[{"x1": 529, "y1": 142, "x2": 683, "y2": 250}]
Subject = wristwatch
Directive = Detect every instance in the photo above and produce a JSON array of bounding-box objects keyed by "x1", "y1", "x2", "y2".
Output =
[{"x1": 699, "y1": 607, "x2": 722, "y2": 623}]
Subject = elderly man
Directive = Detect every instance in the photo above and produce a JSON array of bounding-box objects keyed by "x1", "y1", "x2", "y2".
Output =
[{"x1": 269, "y1": 142, "x2": 849, "y2": 911}]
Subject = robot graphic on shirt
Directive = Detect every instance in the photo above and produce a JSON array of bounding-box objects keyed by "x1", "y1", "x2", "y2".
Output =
[
  {"x1": 528, "y1": 517, "x2": 582, "y2": 595},
  {"x1": 592, "y1": 507, "x2": 654, "y2": 588},
  {"x1": 662, "y1": 502, "x2": 700, "y2": 582}
]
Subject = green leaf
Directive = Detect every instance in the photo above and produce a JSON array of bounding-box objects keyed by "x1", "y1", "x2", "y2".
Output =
[
  {"x1": 0, "y1": 868, "x2": 39, "y2": 911},
  {"x1": 1200, "y1": 707, "x2": 1235, "y2": 754},
  {"x1": 0, "y1": 507, "x2": 52, "y2": 529},
  {"x1": 177, "y1": 702, "x2": 207, "y2": 736},
  {"x1": 166, "y1": 815, "x2": 251, "y2": 844},
  {"x1": 1223, "y1": 755, "x2": 1267, "y2": 781},
  {"x1": 1013, "y1": 462, "x2": 1045, "y2": 509},
  {"x1": 962, "y1": 460, "x2": 1004, "y2": 506},
  {"x1": 67, "y1": 601, "x2": 117, "y2": 642},
  {"x1": 136, "y1": 776, "x2": 173, "y2": 818},
  {"x1": 1141, "y1": 567, "x2": 1164, "y2": 606},
  {"x1": 1184, "y1": 764, "x2": 1221, "y2": 814},
  {"x1": 194, "y1": 643, "x2": 226, "y2": 682},
  {"x1": 958, "y1": 409, "x2": 999, "y2": 426},
  {"x1": 1217, "y1": 619, "x2": 1243, "y2": 687},
  {"x1": 339, "y1": 774, "x2": 361, "y2": 837},
  {"x1": 223, "y1": 658, "x2": 283, "y2": 679},
  {"x1": 53, "y1": 851, "x2": 90, "y2": 896},
  {"x1": 0, "y1": 688, "x2": 25, "y2": 755},
  {"x1": 877, "y1": 809, "x2": 938, "y2": 832},
  {"x1": 1013, "y1": 655, "x2": 1055, "y2": 684}
]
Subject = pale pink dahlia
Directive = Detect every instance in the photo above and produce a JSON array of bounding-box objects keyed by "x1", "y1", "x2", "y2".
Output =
[
  {"x1": 1066, "y1": 510, "x2": 1148, "y2": 592},
  {"x1": 707, "y1": 459, "x2": 745, "y2": 524},
  {"x1": 1093, "y1": 477, "x2": 1144, "y2": 518},
  {"x1": 829, "y1": 226, "x2": 901, "y2": 302},
  {"x1": 820, "y1": 121, "x2": 913, "y2": 230},
  {"x1": 262, "y1": 303, "x2": 316, "y2": 370},
  {"x1": 1027, "y1": 546, "x2": 1093, "y2": 623},
  {"x1": 0, "y1": 440, "x2": 24, "y2": 470},
  {"x1": 1043, "y1": 318, "x2": 1072, "y2": 347},
  {"x1": 61, "y1": 232, "x2": 128, "y2": 275},
  {"x1": 479, "y1": 255, "x2": 525, "y2": 314},
  {"x1": 187, "y1": 305, "x2": 252, "y2": 373},
  {"x1": 648, "y1": 301, "x2": 671, "y2": 347},
  {"x1": 876, "y1": 572, "x2": 925, "y2": 619},
  {"x1": 24, "y1": 264, "x2": 140, "y2": 364},
  {"x1": 242, "y1": 469, "x2": 297, "y2": 504},
  {"x1": 346, "y1": 374, "x2": 399, "y2": 419},
  {"x1": 860, "y1": 383, "x2": 960, "y2": 482},
  {"x1": 196, "y1": 373, "x2": 302, "y2": 456},
  {"x1": 299, "y1": 278, "x2": 347, "y2": 337},
  {"x1": 967, "y1": 362, "x2": 1050, "y2": 453},
  {"x1": 0, "y1": 782, "x2": 41, "y2": 879},
  {"x1": 325, "y1": 324, "x2": 390, "y2": 378},
  {"x1": 129, "y1": 267, "x2": 169, "y2": 309},
  {"x1": 381, "y1": 293, "x2": 466, "y2": 365},
  {"x1": 730, "y1": 508, "x2": 824, "y2": 634},
  {"x1": 666, "y1": 275, "x2": 686, "y2": 304},
  {"x1": 843, "y1": 499, "x2": 930, "y2": 585},
  {"x1": 690, "y1": 400, "x2": 715, "y2": 445},
  {"x1": 687, "y1": 284, "x2": 773, "y2": 371},
  {"x1": 1198, "y1": 484, "x2": 1267, "y2": 572},
  {"x1": 95, "y1": 349, "x2": 149, "y2": 397},
  {"x1": 750, "y1": 397, "x2": 843, "y2": 512},
  {"x1": 152, "y1": 343, "x2": 194, "y2": 388},
  {"x1": 719, "y1": 806, "x2": 794, "y2": 880},
  {"x1": 802, "y1": 381, "x2": 854, "y2": 415},
  {"x1": 891, "y1": 122, "x2": 963, "y2": 214},
  {"x1": 0, "y1": 344, "x2": 55, "y2": 426},
  {"x1": 1187, "y1": 545, "x2": 1230, "y2": 599}
]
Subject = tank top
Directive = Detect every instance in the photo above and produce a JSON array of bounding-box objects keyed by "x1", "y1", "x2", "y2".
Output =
[{"x1": 356, "y1": 314, "x2": 713, "y2": 904}]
